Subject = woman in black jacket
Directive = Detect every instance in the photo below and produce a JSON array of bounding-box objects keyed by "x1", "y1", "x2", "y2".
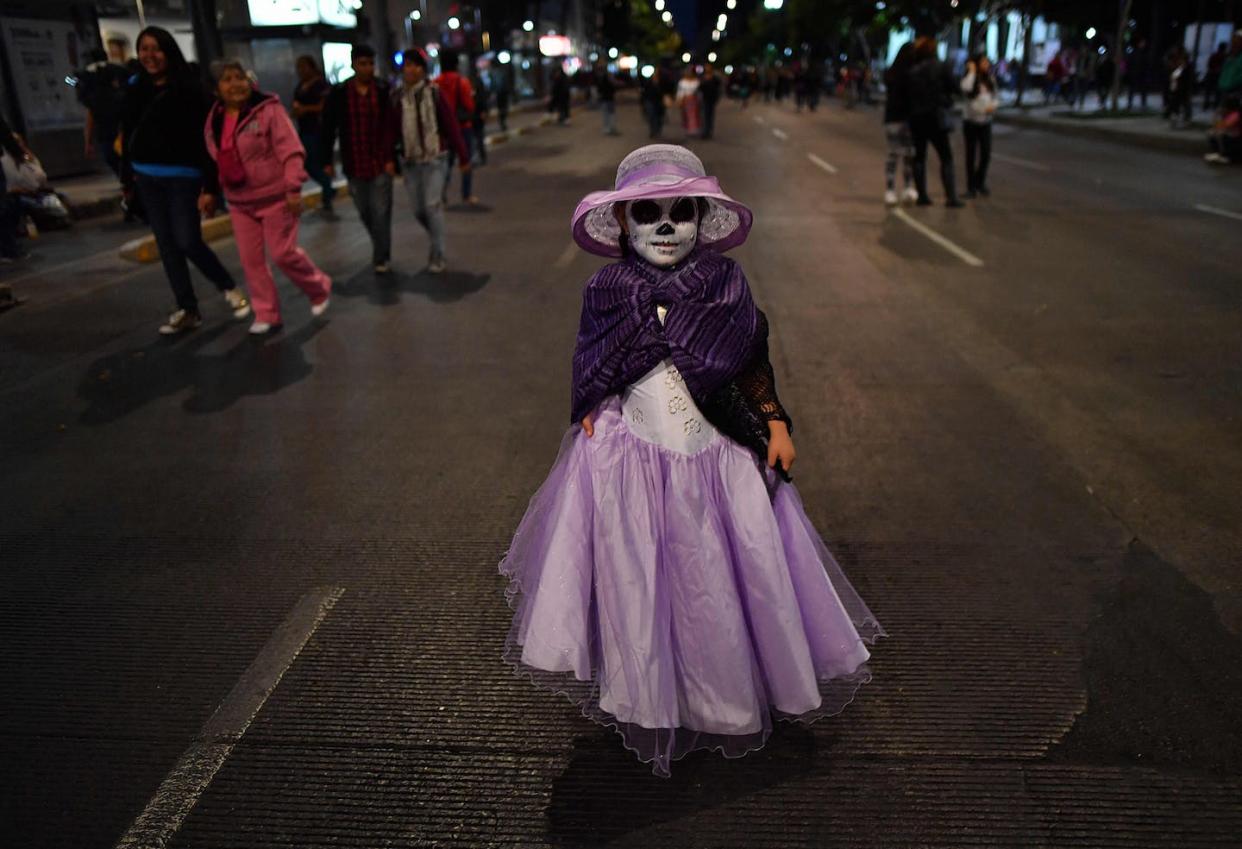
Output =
[
  {"x1": 904, "y1": 36, "x2": 962, "y2": 208},
  {"x1": 122, "y1": 26, "x2": 248, "y2": 335}
]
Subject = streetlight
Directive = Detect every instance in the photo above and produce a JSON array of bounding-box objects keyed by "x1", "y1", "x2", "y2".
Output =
[
  {"x1": 655, "y1": 0, "x2": 665, "y2": 9},
  {"x1": 1086, "y1": 27, "x2": 1098, "y2": 39},
  {"x1": 447, "y1": 16, "x2": 460, "y2": 30},
  {"x1": 522, "y1": 20, "x2": 534, "y2": 32},
  {"x1": 712, "y1": 30, "x2": 720, "y2": 41},
  {"x1": 408, "y1": 10, "x2": 420, "y2": 20},
  {"x1": 717, "y1": 13, "x2": 727, "y2": 29},
  {"x1": 661, "y1": 10, "x2": 672, "y2": 23},
  {"x1": 498, "y1": 50, "x2": 512, "y2": 64},
  {"x1": 708, "y1": 51, "x2": 717, "y2": 62},
  {"x1": 727, "y1": 0, "x2": 736, "y2": 8},
  {"x1": 608, "y1": 47, "x2": 619, "y2": 59},
  {"x1": 682, "y1": 51, "x2": 691, "y2": 62},
  {"x1": 763, "y1": 0, "x2": 784, "y2": 8},
  {"x1": 641, "y1": 64, "x2": 655, "y2": 78}
]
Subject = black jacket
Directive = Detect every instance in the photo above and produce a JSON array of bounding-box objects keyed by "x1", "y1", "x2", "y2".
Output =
[
  {"x1": 905, "y1": 58, "x2": 956, "y2": 118},
  {"x1": 883, "y1": 65, "x2": 910, "y2": 122},
  {"x1": 121, "y1": 74, "x2": 218, "y2": 192},
  {"x1": 320, "y1": 79, "x2": 397, "y2": 178}
]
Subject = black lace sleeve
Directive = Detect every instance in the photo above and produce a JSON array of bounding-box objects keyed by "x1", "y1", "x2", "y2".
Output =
[
  {"x1": 733, "y1": 311, "x2": 792, "y2": 432},
  {"x1": 697, "y1": 310, "x2": 794, "y2": 484}
]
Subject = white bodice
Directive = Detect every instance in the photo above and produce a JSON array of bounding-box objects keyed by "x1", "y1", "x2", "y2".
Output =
[{"x1": 619, "y1": 306, "x2": 720, "y2": 455}]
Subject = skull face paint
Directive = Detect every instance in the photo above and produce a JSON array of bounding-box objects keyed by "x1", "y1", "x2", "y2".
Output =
[{"x1": 624, "y1": 197, "x2": 700, "y2": 268}]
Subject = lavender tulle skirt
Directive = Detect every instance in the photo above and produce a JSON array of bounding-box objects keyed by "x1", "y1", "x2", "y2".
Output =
[{"x1": 500, "y1": 396, "x2": 886, "y2": 777}]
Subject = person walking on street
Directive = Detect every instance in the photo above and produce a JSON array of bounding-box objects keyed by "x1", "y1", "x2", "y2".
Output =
[
  {"x1": 550, "y1": 67, "x2": 572, "y2": 125},
  {"x1": 394, "y1": 49, "x2": 470, "y2": 274},
  {"x1": 596, "y1": 62, "x2": 620, "y2": 136},
  {"x1": 76, "y1": 47, "x2": 128, "y2": 178},
  {"x1": 321, "y1": 44, "x2": 397, "y2": 273},
  {"x1": 471, "y1": 71, "x2": 491, "y2": 165},
  {"x1": 882, "y1": 43, "x2": 917, "y2": 207},
  {"x1": 960, "y1": 53, "x2": 998, "y2": 198},
  {"x1": 1218, "y1": 32, "x2": 1242, "y2": 101},
  {"x1": 905, "y1": 36, "x2": 963, "y2": 208},
  {"x1": 640, "y1": 70, "x2": 666, "y2": 138},
  {"x1": 1204, "y1": 43, "x2": 1228, "y2": 111},
  {"x1": 291, "y1": 55, "x2": 335, "y2": 217},
  {"x1": 1126, "y1": 40, "x2": 1152, "y2": 111},
  {"x1": 436, "y1": 49, "x2": 479, "y2": 205},
  {"x1": 676, "y1": 65, "x2": 702, "y2": 139},
  {"x1": 1164, "y1": 46, "x2": 1195, "y2": 129},
  {"x1": 494, "y1": 71, "x2": 511, "y2": 132},
  {"x1": 700, "y1": 63, "x2": 722, "y2": 139},
  {"x1": 121, "y1": 26, "x2": 248, "y2": 335},
  {"x1": 203, "y1": 60, "x2": 331, "y2": 335}
]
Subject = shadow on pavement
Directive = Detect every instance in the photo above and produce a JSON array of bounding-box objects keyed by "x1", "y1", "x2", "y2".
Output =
[
  {"x1": 334, "y1": 267, "x2": 491, "y2": 305},
  {"x1": 545, "y1": 725, "x2": 821, "y2": 845},
  {"x1": 77, "y1": 320, "x2": 324, "y2": 423}
]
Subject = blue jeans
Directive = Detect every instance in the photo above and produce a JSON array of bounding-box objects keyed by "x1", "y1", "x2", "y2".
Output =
[
  {"x1": 135, "y1": 174, "x2": 235, "y2": 313},
  {"x1": 403, "y1": 155, "x2": 448, "y2": 260},
  {"x1": 444, "y1": 132, "x2": 474, "y2": 202},
  {"x1": 601, "y1": 100, "x2": 617, "y2": 133},
  {"x1": 299, "y1": 128, "x2": 334, "y2": 210},
  {"x1": 348, "y1": 173, "x2": 393, "y2": 265}
]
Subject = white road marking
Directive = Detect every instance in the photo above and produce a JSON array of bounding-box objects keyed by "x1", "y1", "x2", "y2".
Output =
[
  {"x1": 753, "y1": 115, "x2": 767, "y2": 125},
  {"x1": 114, "y1": 586, "x2": 346, "y2": 849},
  {"x1": 892, "y1": 209, "x2": 985, "y2": 267},
  {"x1": 807, "y1": 153, "x2": 838, "y2": 174},
  {"x1": 991, "y1": 152, "x2": 1051, "y2": 172},
  {"x1": 772, "y1": 128, "x2": 788, "y2": 141},
  {"x1": 1195, "y1": 203, "x2": 1242, "y2": 222},
  {"x1": 553, "y1": 241, "x2": 579, "y2": 269}
]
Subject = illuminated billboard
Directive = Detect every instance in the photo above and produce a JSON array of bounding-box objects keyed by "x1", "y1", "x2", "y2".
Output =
[{"x1": 247, "y1": 0, "x2": 357, "y2": 28}]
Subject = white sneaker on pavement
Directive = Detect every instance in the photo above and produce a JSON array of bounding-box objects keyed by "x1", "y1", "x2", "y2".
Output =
[
  {"x1": 159, "y1": 309, "x2": 202, "y2": 335},
  {"x1": 428, "y1": 255, "x2": 447, "y2": 274},
  {"x1": 374, "y1": 262, "x2": 391, "y2": 274},
  {"x1": 902, "y1": 187, "x2": 919, "y2": 205},
  {"x1": 311, "y1": 298, "x2": 330, "y2": 317},
  {"x1": 248, "y1": 321, "x2": 280, "y2": 335},
  {"x1": 884, "y1": 190, "x2": 899, "y2": 206}
]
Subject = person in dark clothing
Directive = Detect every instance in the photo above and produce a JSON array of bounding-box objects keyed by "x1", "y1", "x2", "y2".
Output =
[
  {"x1": 1164, "y1": 45, "x2": 1195, "y2": 128},
  {"x1": 700, "y1": 63, "x2": 722, "y2": 139},
  {"x1": 596, "y1": 63, "x2": 619, "y2": 135},
  {"x1": 1204, "y1": 43, "x2": 1228, "y2": 110},
  {"x1": 494, "y1": 71, "x2": 511, "y2": 131},
  {"x1": 321, "y1": 44, "x2": 398, "y2": 272},
  {"x1": 471, "y1": 71, "x2": 491, "y2": 163},
  {"x1": 904, "y1": 36, "x2": 962, "y2": 208},
  {"x1": 640, "y1": 71, "x2": 666, "y2": 138},
  {"x1": 882, "y1": 43, "x2": 917, "y2": 206},
  {"x1": 76, "y1": 47, "x2": 129, "y2": 177},
  {"x1": 1126, "y1": 40, "x2": 1151, "y2": 110},
  {"x1": 550, "y1": 67, "x2": 571, "y2": 125},
  {"x1": 121, "y1": 26, "x2": 246, "y2": 335},
  {"x1": 0, "y1": 111, "x2": 29, "y2": 261},
  {"x1": 292, "y1": 55, "x2": 335, "y2": 216}
]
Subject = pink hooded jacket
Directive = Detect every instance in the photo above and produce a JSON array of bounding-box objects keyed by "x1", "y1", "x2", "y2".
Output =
[{"x1": 204, "y1": 92, "x2": 307, "y2": 206}]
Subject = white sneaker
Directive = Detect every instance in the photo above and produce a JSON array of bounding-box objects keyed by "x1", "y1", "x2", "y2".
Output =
[
  {"x1": 902, "y1": 187, "x2": 919, "y2": 205},
  {"x1": 310, "y1": 297, "x2": 330, "y2": 317},
  {"x1": 248, "y1": 321, "x2": 279, "y2": 335},
  {"x1": 884, "y1": 189, "x2": 899, "y2": 206},
  {"x1": 223, "y1": 288, "x2": 251, "y2": 319},
  {"x1": 428, "y1": 255, "x2": 447, "y2": 274},
  {"x1": 158, "y1": 309, "x2": 202, "y2": 335},
  {"x1": 374, "y1": 262, "x2": 391, "y2": 274}
]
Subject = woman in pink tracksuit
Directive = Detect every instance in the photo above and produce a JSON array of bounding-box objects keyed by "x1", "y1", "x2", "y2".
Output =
[{"x1": 203, "y1": 60, "x2": 331, "y2": 334}]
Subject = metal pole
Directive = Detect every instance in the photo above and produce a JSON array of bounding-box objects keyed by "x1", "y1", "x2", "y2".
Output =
[{"x1": 135, "y1": 0, "x2": 147, "y2": 29}]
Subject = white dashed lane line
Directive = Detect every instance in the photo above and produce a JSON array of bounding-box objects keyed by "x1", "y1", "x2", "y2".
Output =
[
  {"x1": 807, "y1": 153, "x2": 838, "y2": 174},
  {"x1": 892, "y1": 209, "x2": 985, "y2": 268},
  {"x1": 1195, "y1": 203, "x2": 1242, "y2": 222},
  {"x1": 772, "y1": 128, "x2": 788, "y2": 141}
]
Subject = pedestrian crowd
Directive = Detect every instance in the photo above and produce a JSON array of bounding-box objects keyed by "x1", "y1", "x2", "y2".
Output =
[{"x1": 100, "y1": 29, "x2": 478, "y2": 336}]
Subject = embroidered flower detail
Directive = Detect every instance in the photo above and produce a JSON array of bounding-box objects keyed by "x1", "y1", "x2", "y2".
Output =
[
  {"x1": 664, "y1": 365, "x2": 684, "y2": 389},
  {"x1": 683, "y1": 418, "x2": 702, "y2": 435},
  {"x1": 631, "y1": 408, "x2": 646, "y2": 424},
  {"x1": 668, "y1": 395, "x2": 688, "y2": 414}
]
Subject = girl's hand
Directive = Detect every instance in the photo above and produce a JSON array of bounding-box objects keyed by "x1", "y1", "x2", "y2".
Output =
[
  {"x1": 581, "y1": 414, "x2": 594, "y2": 438},
  {"x1": 767, "y1": 420, "x2": 795, "y2": 472},
  {"x1": 198, "y1": 193, "x2": 217, "y2": 218}
]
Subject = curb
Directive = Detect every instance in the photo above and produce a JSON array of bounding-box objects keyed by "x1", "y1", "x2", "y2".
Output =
[{"x1": 995, "y1": 110, "x2": 1204, "y2": 155}]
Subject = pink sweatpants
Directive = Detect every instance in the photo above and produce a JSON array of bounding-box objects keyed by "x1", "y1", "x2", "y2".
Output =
[{"x1": 229, "y1": 199, "x2": 331, "y2": 324}]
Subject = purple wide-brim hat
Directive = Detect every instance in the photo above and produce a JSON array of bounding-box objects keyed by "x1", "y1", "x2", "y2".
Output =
[{"x1": 572, "y1": 144, "x2": 754, "y2": 258}]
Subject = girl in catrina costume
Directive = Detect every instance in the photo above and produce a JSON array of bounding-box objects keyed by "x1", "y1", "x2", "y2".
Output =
[{"x1": 500, "y1": 144, "x2": 886, "y2": 778}]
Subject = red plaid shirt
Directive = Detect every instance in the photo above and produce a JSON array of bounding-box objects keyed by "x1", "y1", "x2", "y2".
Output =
[{"x1": 346, "y1": 82, "x2": 384, "y2": 180}]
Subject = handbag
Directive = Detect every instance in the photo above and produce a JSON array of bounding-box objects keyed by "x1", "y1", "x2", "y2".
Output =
[{"x1": 1, "y1": 151, "x2": 47, "y2": 193}]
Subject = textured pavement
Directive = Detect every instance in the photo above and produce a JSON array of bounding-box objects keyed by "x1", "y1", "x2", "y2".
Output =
[{"x1": 2, "y1": 94, "x2": 1242, "y2": 848}]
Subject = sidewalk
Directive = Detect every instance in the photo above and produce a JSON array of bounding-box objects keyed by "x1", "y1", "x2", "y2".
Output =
[{"x1": 995, "y1": 91, "x2": 1216, "y2": 155}]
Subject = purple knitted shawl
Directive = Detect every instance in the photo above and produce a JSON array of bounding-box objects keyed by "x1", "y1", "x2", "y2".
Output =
[{"x1": 571, "y1": 249, "x2": 762, "y2": 423}]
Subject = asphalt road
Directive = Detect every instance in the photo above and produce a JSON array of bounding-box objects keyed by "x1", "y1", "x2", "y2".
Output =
[{"x1": 2, "y1": 93, "x2": 1241, "y2": 848}]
